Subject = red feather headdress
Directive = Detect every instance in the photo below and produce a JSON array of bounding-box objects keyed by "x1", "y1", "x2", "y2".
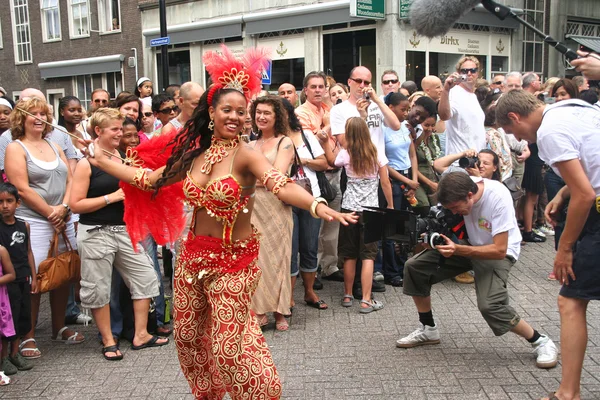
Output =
[{"x1": 203, "y1": 44, "x2": 271, "y2": 105}]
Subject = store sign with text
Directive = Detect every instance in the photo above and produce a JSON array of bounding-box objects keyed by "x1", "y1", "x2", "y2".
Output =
[
  {"x1": 350, "y1": 0, "x2": 385, "y2": 20},
  {"x1": 399, "y1": 0, "x2": 412, "y2": 19},
  {"x1": 407, "y1": 30, "x2": 510, "y2": 56}
]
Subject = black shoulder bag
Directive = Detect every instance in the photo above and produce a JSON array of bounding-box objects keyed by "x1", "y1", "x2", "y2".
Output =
[{"x1": 300, "y1": 131, "x2": 337, "y2": 202}]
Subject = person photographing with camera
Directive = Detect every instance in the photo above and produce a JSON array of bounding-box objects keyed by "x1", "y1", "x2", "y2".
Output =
[
  {"x1": 396, "y1": 172, "x2": 558, "y2": 371},
  {"x1": 438, "y1": 56, "x2": 486, "y2": 158}
]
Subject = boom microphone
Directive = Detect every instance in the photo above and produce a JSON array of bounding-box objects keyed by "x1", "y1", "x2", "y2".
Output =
[
  {"x1": 409, "y1": 0, "x2": 481, "y2": 39},
  {"x1": 409, "y1": 0, "x2": 579, "y2": 61}
]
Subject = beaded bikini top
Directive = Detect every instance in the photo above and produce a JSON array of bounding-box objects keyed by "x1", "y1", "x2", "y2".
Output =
[{"x1": 183, "y1": 147, "x2": 255, "y2": 244}]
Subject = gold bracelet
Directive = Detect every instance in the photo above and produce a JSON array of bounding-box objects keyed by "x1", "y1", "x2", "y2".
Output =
[
  {"x1": 131, "y1": 168, "x2": 153, "y2": 192},
  {"x1": 310, "y1": 197, "x2": 328, "y2": 219}
]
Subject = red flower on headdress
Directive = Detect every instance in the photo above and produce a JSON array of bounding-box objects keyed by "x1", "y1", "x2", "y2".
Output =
[{"x1": 203, "y1": 44, "x2": 271, "y2": 105}]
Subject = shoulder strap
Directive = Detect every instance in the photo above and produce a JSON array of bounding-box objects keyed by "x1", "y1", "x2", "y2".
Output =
[
  {"x1": 45, "y1": 139, "x2": 60, "y2": 157},
  {"x1": 275, "y1": 136, "x2": 286, "y2": 152},
  {"x1": 229, "y1": 147, "x2": 241, "y2": 174},
  {"x1": 300, "y1": 131, "x2": 316, "y2": 159},
  {"x1": 14, "y1": 140, "x2": 32, "y2": 159}
]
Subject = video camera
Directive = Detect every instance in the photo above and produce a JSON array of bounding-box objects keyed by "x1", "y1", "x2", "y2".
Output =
[{"x1": 363, "y1": 206, "x2": 467, "y2": 249}]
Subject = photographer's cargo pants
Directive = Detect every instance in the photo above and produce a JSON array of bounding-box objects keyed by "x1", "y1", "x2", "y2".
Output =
[{"x1": 403, "y1": 250, "x2": 521, "y2": 336}]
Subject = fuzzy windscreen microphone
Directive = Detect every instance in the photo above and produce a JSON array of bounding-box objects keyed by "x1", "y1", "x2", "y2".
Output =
[{"x1": 409, "y1": 0, "x2": 483, "y2": 38}]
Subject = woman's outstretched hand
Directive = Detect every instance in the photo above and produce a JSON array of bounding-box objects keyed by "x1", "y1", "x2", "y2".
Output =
[{"x1": 315, "y1": 204, "x2": 359, "y2": 225}]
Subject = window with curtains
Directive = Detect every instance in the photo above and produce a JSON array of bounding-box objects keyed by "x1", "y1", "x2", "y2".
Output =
[
  {"x1": 41, "y1": 0, "x2": 61, "y2": 42},
  {"x1": 10, "y1": 0, "x2": 33, "y2": 64},
  {"x1": 69, "y1": 0, "x2": 89, "y2": 38},
  {"x1": 98, "y1": 0, "x2": 121, "y2": 33}
]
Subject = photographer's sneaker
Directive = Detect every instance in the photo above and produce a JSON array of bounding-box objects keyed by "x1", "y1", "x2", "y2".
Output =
[
  {"x1": 396, "y1": 324, "x2": 440, "y2": 348},
  {"x1": 532, "y1": 335, "x2": 558, "y2": 369}
]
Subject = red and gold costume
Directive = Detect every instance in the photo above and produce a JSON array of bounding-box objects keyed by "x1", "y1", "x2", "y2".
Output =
[{"x1": 121, "y1": 45, "x2": 283, "y2": 399}]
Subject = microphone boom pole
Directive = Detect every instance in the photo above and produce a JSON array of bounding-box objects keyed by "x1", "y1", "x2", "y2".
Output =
[{"x1": 481, "y1": 0, "x2": 579, "y2": 61}]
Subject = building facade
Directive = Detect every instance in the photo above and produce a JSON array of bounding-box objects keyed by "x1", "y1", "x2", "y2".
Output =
[{"x1": 0, "y1": 0, "x2": 143, "y2": 114}]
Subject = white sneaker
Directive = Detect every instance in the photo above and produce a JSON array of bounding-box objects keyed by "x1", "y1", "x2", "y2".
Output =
[
  {"x1": 396, "y1": 323, "x2": 440, "y2": 348},
  {"x1": 538, "y1": 225, "x2": 555, "y2": 236},
  {"x1": 75, "y1": 313, "x2": 93, "y2": 325},
  {"x1": 532, "y1": 334, "x2": 558, "y2": 369},
  {"x1": 532, "y1": 228, "x2": 546, "y2": 238},
  {"x1": 373, "y1": 271, "x2": 384, "y2": 281}
]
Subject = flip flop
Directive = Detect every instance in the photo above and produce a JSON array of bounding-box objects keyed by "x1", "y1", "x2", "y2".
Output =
[
  {"x1": 18, "y1": 338, "x2": 41, "y2": 359},
  {"x1": 131, "y1": 335, "x2": 169, "y2": 350},
  {"x1": 305, "y1": 299, "x2": 328, "y2": 310},
  {"x1": 102, "y1": 345, "x2": 123, "y2": 361}
]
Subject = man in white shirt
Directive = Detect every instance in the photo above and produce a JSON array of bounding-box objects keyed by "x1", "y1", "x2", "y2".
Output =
[
  {"x1": 438, "y1": 56, "x2": 486, "y2": 158},
  {"x1": 496, "y1": 90, "x2": 600, "y2": 400},
  {"x1": 397, "y1": 172, "x2": 558, "y2": 372}
]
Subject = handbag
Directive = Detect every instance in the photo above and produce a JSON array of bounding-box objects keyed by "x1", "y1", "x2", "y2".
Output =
[
  {"x1": 289, "y1": 145, "x2": 312, "y2": 195},
  {"x1": 503, "y1": 176, "x2": 524, "y2": 202},
  {"x1": 37, "y1": 231, "x2": 81, "y2": 293},
  {"x1": 300, "y1": 131, "x2": 337, "y2": 202}
]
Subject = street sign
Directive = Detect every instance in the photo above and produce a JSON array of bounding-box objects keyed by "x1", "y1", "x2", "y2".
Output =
[
  {"x1": 261, "y1": 61, "x2": 272, "y2": 85},
  {"x1": 399, "y1": 0, "x2": 413, "y2": 19},
  {"x1": 150, "y1": 36, "x2": 170, "y2": 47},
  {"x1": 350, "y1": 0, "x2": 385, "y2": 20}
]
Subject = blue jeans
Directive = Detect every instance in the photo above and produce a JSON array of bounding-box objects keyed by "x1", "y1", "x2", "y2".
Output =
[
  {"x1": 291, "y1": 207, "x2": 321, "y2": 277},
  {"x1": 544, "y1": 168, "x2": 566, "y2": 250},
  {"x1": 375, "y1": 180, "x2": 409, "y2": 279},
  {"x1": 65, "y1": 284, "x2": 81, "y2": 320},
  {"x1": 142, "y1": 235, "x2": 166, "y2": 327}
]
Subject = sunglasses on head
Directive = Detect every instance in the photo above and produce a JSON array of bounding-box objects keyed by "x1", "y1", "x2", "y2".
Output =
[
  {"x1": 382, "y1": 79, "x2": 399, "y2": 85},
  {"x1": 143, "y1": 112, "x2": 153, "y2": 117},
  {"x1": 349, "y1": 77, "x2": 371, "y2": 86},
  {"x1": 158, "y1": 106, "x2": 179, "y2": 114},
  {"x1": 460, "y1": 68, "x2": 478, "y2": 74}
]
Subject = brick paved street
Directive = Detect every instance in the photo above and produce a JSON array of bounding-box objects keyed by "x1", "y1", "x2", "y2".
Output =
[{"x1": 6, "y1": 239, "x2": 600, "y2": 399}]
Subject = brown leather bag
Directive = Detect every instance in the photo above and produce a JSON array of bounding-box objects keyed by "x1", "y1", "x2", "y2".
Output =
[{"x1": 37, "y1": 231, "x2": 81, "y2": 293}]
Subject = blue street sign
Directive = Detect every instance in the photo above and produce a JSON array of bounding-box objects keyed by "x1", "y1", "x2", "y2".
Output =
[
  {"x1": 261, "y1": 61, "x2": 272, "y2": 85},
  {"x1": 150, "y1": 36, "x2": 170, "y2": 47}
]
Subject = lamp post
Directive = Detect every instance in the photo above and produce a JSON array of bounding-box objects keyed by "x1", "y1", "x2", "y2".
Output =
[{"x1": 159, "y1": 0, "x2": 169, "y2": 91}]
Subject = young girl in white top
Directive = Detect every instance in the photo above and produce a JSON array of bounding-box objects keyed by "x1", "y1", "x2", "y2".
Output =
[{"x1": 332, "y1": 117, "x2": 393, "y2": 313}]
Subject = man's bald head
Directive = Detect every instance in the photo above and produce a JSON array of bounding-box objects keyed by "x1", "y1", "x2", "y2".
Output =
[
  {"x1": 20, "y1": 88, "x2": 46, "y2": 102},
  {"x1": 178, "y1": 82, "x2": 204, "y2": 121},
  {"x1": 421, "y1": 76, "x2": 443, "y2": 102},
  {"x1": 278, "y1": 83, "x2": 298, "y2": 107}
]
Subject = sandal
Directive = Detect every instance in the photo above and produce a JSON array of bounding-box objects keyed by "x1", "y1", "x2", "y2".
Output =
[
  {"x1": 0, "y1": 371, "x2": 10, "y2": 386},
  {"x1": 305, "y1": 299, "x2": 328, "y2": 310},
  {"x1": 256, "y1": 314, "x2": 268, "y2": 327},
  {"x1": 341, "y1": 295, "x2": 354, "y2": 307},
  {"x1": 359, "y1": 299, "x2": 384, "y2": 314},
  {"x1": 102, "y1": 344, "x2": 123, "y2": 361},
  {"x1": 275, "y1": 319, "x2": 289, "y2": 331},
  {"x1": 18, "y1": 338, "x2": 41, "y2": 359},
  {"x1": 131, "y1": 335, "x2": 169, "y2": 350},
  {"x1": 53, "y1": 326, "x2": 85, "y2": 344}
]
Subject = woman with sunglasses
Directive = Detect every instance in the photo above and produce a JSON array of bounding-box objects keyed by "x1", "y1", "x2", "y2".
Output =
[{"x1": 138, "y1": 103, "x2": 156, "y2": 143}]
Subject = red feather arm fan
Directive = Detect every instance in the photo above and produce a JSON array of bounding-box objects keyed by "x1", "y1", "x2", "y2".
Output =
[{"x1": 119, "y1": 128, "x2": 187, "y2": 247}]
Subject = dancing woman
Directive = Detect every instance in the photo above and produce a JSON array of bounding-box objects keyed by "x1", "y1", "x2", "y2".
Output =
[{"x1": 84, "y1": 46, "x2": 357, "y2": 399}]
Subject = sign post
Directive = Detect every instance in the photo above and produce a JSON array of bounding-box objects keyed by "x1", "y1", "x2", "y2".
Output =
[
  {"x1": 261, "y1": 61, "x2": 272, "y2": 85},
  {"x1": 158, "y1": 0, "x2": 169, "y2": 92},
  {"x1": 350, "y1": 0, "x2": 385, "y2": 20}
]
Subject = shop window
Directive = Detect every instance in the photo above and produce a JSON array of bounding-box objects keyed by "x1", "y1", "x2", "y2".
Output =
[
  {"x1": 104, "y1": 72, "x2": 123, "y2": 99},
  {"x1": 10, "y1": 0, "x2": 33, "y2": 64},
  {"x1": 406, "y1": 51, "x2": 426, "y2": 85},
  {"x1": 265, "y1": 58, "x2": 305, "y2": 92},
  {"x1": 324, "y1": 29, "x2": 376, "y2": 84},
  {"x1": 41, "y1": 0, "x2": 61, "y2": 42},
  {"x1": 98, "y1": 0, "x2": 120, "y2": 33},
  {"x1": 157, "y1": 50, "x2": 191, "y2": 90},
  {"x1": 69, "y1": 0, "x2": 89, "y2": 38},
  {"x1": 74, "y1": 75, "x2": 93, "y2": 110}
]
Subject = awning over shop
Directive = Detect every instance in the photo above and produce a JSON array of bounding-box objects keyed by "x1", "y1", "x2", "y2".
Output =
[
  {"x1": 456, "y1": 4, "x2": 520, "y2": 30},
  {"x1": 39, "y1": 54, "x2": 124, "y2": 79},
  {"x1": 566, "y1": 35, "x2": 600, "y2": 53},
  {"x1": 244, "y1": 0, "x2": 362, "y2": 35},
  {"x1": 143, "y1": 16, "x2": 243, "y2": 47}
]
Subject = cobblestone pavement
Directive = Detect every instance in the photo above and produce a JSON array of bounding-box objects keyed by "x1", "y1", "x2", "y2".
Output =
[{"x1": 6, "y1": 239, "x2": 600, "y2": 399}]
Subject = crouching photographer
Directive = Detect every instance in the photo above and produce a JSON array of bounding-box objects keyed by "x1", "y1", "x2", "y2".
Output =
[{"x1": 396, "y1": 172, "x2": 558, "y2": 370}]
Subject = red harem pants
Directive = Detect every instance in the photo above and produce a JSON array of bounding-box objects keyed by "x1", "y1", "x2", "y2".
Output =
[{"x1": 173, "y1": 231, "x2": 282, "y2": 400}]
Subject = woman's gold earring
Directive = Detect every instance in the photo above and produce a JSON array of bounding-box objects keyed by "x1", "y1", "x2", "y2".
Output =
[{"x1": 208, "y1": 119, "x2": 214, "y2": 131}]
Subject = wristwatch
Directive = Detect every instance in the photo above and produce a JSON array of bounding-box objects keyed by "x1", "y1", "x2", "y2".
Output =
[{"x1": 61, "y1": 203, "x2": 70, "y2": 213}]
